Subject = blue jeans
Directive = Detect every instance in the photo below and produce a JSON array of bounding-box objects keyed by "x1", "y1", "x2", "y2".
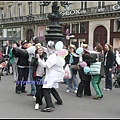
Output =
[
  {"x1": 29, "y1": 67, "x2": 36, "y2": 95},
  {"x1": 67, "y1": 74, "x2": 78, "y2": 91}
]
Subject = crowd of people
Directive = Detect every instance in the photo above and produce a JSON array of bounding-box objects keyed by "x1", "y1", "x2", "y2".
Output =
[{"x1": 0, "y1": 38, "x2": 120, "y2": 112}]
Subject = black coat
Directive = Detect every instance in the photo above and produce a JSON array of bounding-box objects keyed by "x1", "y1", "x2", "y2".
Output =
[
  {"x1": 2, "y1": 45, "x2": 12, "y2": 57},
  {"x1": 65, "y1": 52, "x2": 79, "y2": 74},
  {"x1": 78, "y1": 66, "x2": 91, "y2": 81},
  {"x1": 12, "y1": 48, "x2": 29, "y2": 67},
  {"x1": 104, "y1": 50, "x2": 114, "y2": 69},
  {"x1": 82, "y1": 53, "x2": 97, "y2": 66}
]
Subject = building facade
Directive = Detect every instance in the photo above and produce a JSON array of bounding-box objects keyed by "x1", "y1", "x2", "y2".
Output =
[{"x1": 0, "y1": 1, "x2": 120, "y2": 50}]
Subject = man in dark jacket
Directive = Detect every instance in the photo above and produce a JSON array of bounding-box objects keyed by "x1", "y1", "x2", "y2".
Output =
[
  {"x1": 2, "y1": 40, "x2": 12, "y2": 75},
  {"x1": 12, "y1": 40, "x2": 29, "y2": 94}
]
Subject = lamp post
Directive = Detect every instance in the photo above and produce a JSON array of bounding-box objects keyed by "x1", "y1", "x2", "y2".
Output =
[
  {"x1": 41, "y1": 1, "x2": 73, "y2": 44},
  {"x1": 26, "y1": 14, "x2": 34, "y2": 42}
]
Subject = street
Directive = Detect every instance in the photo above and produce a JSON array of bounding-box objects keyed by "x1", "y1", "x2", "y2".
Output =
[{"x1": 0, "y1": 74, "x2": 120, "y2": 118}]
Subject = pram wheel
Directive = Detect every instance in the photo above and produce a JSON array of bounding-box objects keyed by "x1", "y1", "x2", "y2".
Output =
[{"x1": 113, "y1": 80, "x2": 120, "y2": 88}]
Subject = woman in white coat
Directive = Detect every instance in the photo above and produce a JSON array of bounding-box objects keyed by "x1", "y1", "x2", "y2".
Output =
[{"x1": 39, "y1": 41, "x2": 65, "y2": 112}]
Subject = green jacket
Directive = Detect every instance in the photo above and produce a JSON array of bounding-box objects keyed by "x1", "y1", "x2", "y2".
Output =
[{"x1": 9, "y1": 48, "x2": 14, "y2": 64}]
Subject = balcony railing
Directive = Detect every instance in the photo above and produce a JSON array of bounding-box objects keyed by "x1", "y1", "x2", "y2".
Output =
[{"x1": 0, "y1": 3, "x2": 120, "y2": 25}]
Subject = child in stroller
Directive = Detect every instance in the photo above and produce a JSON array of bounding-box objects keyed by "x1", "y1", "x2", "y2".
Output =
[
  {"x1": 113, "y1": 66, "x2": 120, "y2": 88},
  {"x1": 0, "y1": 51, "x2": 6, "y2": 80},
  {"x1": 113, "y1": 49, "x2": 120, "y2": 88}
]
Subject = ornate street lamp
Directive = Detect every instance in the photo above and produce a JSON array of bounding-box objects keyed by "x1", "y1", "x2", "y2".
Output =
[
  {"x1": 26, "y1": 14, "x2": 34, "y2": 42},
  {"x1": 43, "y1": 1, "x2": 73, "y2": 43}
]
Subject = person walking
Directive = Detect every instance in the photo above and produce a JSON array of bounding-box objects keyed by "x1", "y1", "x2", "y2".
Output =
[
  {"x1": 31, "y1": 44, "x2": 46, "y2": 110},
  {"x1": 12, "y1": 40, "x2": 29, "y2": 94},
  {"x1": 91, "y1": 44, "x2": 104, "y2": 99},
  {"x1": 103, "y1": 43, "x2": 114, "y2": 91}
]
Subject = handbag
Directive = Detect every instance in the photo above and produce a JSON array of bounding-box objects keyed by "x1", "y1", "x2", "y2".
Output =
[
  {"x1": 89, "y1": 53, "x2": 101, "y2": 75},
  {"x1": 64, "y1": 64, "x2": 72, "y2": 79},
  {"x1": 71, "y1": 64, "x2": 80, "y2": 70}
]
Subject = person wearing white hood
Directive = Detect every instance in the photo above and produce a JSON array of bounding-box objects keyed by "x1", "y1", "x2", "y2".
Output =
[
  {"x1": 26, "y1": 37, "x2": 39, "y2": 97},
  {"x1": 39, "y1": 40, "x2": 65, "y2": 112}
]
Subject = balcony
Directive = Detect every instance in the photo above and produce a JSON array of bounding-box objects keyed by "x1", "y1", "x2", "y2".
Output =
[{"x1": 0, "y1": 3, "x2": 120, "y2": 25}]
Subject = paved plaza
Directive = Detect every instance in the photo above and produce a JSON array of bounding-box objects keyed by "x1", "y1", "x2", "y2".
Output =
[{"x1": 0, "y1": 74, "x2": 120, "y2": 119}]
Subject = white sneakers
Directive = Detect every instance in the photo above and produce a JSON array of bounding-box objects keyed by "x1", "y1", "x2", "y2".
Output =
[
  {"x1": 33, "y1": 96, "x2": 36, "y2": 100},
  {"x1": 103, "y1": 88, "x2": 106, "y2": 91},
  {"x1": 66, "y1": 90, "x2": 71, "y2": 93},
  {"x1": 103, "y1": 88, "x2": 111, "y2": 91},
  {"x1": 106, "y1": 88, "x2": 111, "y2": 91},
  {"x1": 35, "y1": 103, "x2": 39, "y2": 110},
  {"x1": 74, "y1": 90, "x2": 77, "y2": 93},
  {"x1": 66, "y1": 89, "x2": 77, "y2": 93}
]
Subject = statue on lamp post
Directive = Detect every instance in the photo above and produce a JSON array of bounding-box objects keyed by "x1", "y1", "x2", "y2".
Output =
[{"x1": 45, "y1": 2, "x2": 64, "y2": 43}]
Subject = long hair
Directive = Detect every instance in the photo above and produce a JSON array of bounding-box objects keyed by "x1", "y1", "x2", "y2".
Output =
[
  {"x1": 35, "y1": 48, "x2": 46, "y2": 60},
  {"x1": 105, "y1": 43, "x2": 113, "y2": 51},
  {"x1": 95, "y1": 44, "x2": 103, "y2": 53}
]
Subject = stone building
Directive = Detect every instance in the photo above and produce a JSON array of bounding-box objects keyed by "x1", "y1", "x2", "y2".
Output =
[{"x1": 0, "y1": 1, "x2": 119, "y2": 50}]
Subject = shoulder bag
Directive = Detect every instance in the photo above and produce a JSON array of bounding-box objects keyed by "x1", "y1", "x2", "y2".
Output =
[{"x1": 89, "y1": 53, "x2": 101, "y2": 75}]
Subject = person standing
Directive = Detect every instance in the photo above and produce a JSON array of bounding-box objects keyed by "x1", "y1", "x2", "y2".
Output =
[
  {"x1": 2, "y1": 40, "x2": 12, "y2": 75},
  {"x1": 65, "y1": 44, "x2": 79, "y2": 93},
  {"x1": 12, "y1": 40, "x2": 29, "y2": 94},
  {"x1": 9, "y1": 43, "x2": 19, "y2": 83},
  {"x1": 26, "y1": 37, "x2": 39, "y2": 97},
  {"x1": 103, "y1": 43, "x2": 114, "y2": 91}
]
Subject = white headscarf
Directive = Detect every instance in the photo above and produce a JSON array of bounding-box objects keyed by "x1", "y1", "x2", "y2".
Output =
[{"x1": 47, "y1": 41, "x2": 56, "y2": 55}]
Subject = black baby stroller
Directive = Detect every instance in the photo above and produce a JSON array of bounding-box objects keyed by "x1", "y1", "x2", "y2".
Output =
[{"x1": 113, "y1": 65, "x2": 120, "y2": 88}]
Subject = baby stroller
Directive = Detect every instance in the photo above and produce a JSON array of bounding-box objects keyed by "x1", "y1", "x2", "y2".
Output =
[
  {"x1": 2, "y1": 58, "x2": 9, "y2": 75},
  {"x1": 113, "y1": 65, "x2": 120, "y2": 88}
]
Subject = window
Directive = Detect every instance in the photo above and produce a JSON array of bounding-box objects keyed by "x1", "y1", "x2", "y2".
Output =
[
  {"x1": 81, "y1": 1, "x2": 87, "y2": 10},
  {"x1": 98, "y1": 1, "x2": 105, "y2": 8},
  {"x1": 16, "y1": 28, "x2": 21, "y2": 37},
  {"x1": 28, "y1": 2, "x2": 32, "y2": 15},
  {"x1": 39, "y1": 2, "x2": 44, "y2": 14},
  {"x1": 0, "y1": 29, "x2": 3, "y2": 38},
  {"x1": 7, "y1": 28, "x2": 12, "y2": 37},
  {"x1": 80, "y1": 22, "x2": 86, "y2": 33},
  {"x1": 0, "y1": 8, "x2": 3, "y2": 19},
  {"x1": 18, "y1": 4, "x2": 22, "y2": 17},
  {"x1": 72, "y1": 23, "x2": 79, "y2": 34},
  {"x1": 9, "y1": 5, "x2": 12, "y2": 18},
  {"x1": 7, "y1": 28, "x2": 21, "y2": 38}
]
